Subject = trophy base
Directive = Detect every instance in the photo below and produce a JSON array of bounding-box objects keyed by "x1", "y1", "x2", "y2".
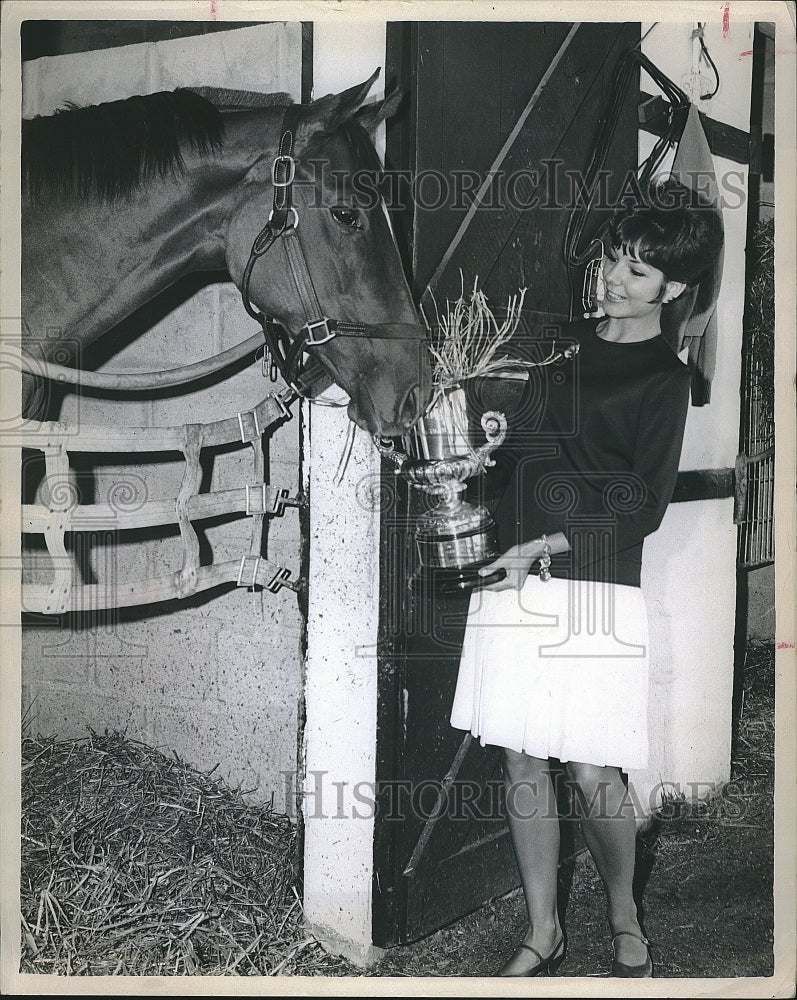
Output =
[{"x1": 409, "y1": 563, "x2": 507, "y2": 596}]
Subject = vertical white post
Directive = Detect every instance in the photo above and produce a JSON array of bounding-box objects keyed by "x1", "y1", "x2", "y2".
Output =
[
  {"x1": 301, "y1": 405, "x2": 383, "y2": 964},
  {"x1": 300, "y1": 20, "x2": 387, "y2": 963}
]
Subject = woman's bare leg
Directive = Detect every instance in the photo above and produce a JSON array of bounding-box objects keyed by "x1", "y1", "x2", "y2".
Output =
[
  {"x1": 566, "y1": 761, "x2": 648, "y2": 966},
  {"x1": 500, "y1": 748, "x2": 563, "y2": 974}
]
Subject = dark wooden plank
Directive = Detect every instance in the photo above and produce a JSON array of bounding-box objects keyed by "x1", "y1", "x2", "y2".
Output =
[
  {"x1": 300, "y1": 23, "x2": 314, "y2": 105},
  {"x1": 403, "y1": 830, "x2": 518, "y2": 943},
  {"x1": 421, "y1": 22, "x2": 637, "y2": 311},
  {"x1": 377, "y1": 21, "x2": 642, "y2": 948},
  {"x1": 492, "y1": 22, "x2": 581, "y2": 315},
  {"x1": 385, "y1": 21, "x2": 419, "y2": 276},
  {"x1": 410, "y1": 21, "x2": 447, "y2": 297},
  {"x1": 374, "y1": 466, "x2": 414, "y2": 946},
  {"x1": 672, "y1": 468, "x2": 735, "y2": 502},
  {"x1": 639, "y1": 90, "x2": 750, "y2": 164},
  {"x1": 21, "y1": 20, "x2": 262, "y2": 61}
]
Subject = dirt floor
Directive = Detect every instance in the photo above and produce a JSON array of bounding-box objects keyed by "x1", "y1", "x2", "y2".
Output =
[{"x1": 19, "y1": 642, "x2": 776, "y2": 984}]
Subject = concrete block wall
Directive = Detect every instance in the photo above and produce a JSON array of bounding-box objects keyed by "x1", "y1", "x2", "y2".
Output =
[{"x1": 22, "y1": 279, "x2": 305, "y2": 801}]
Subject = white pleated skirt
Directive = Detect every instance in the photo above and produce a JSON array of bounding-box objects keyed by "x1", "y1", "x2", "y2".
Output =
[{"x1": 450, "y1": 575, "x2": 650, "y2": 771}]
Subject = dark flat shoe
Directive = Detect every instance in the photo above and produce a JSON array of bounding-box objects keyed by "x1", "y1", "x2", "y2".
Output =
[
  {"x1": 498, "y1": 934, "x2": 566, "y2": 977},
  {"x1": 611, "y1": 930, "x2": 653, "y2": 978}
]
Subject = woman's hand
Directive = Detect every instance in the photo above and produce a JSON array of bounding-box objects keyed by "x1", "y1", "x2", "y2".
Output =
[
  {"x1": 476, "y1": 532, "x2": 570, "y2": 592},
  {"x1": 477, "y1": 544, "x2": 540, "y2": 591}
]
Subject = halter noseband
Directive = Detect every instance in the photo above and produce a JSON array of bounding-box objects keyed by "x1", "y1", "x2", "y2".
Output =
[{"x1": 239, "y1": 104, "x2": 427, "y2": 399}]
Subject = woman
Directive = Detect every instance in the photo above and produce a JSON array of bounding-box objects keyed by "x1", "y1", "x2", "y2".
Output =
[{"x1": 449, "y1": 178, "x2": 723, "y2": 978}]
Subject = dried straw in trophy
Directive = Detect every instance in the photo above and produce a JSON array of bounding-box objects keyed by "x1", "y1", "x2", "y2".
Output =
[
  {"x1": 424, "y1": 276, "x2": 528, "y2": 389},
  {"x1": 20, "y1": 731, "x2": 352, "y2": 976}
]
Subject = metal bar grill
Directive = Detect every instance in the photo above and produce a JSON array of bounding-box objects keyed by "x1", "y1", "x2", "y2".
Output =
[{"x1": 736, "y1": 333, "x2": 775, "y2": 569}]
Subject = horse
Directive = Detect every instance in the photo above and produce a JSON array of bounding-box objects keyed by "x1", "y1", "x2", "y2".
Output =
[{"x1": 20, "y1": 71, "x2": 431, "y2": 438}]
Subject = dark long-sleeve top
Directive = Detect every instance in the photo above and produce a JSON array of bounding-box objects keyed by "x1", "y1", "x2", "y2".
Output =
[{"x1": 490, "y1": 318, "x2": 691, "y2": 587}]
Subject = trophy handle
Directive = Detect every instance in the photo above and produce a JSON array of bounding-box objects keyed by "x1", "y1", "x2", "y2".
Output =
[
  {"x1": 481, "y1": 410, "x2": 507, "y2": 446},
  {"x1": 475, "y1": 410, "x2": 507, "y2": 469},
  {"x1": 454, "y1": 566, "x2": 508, "y2": 591}
]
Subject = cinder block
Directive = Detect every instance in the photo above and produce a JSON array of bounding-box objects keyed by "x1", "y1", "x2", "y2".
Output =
[
  {"x1": 23, "y1": 629, "x2": 93, "y2": 687},
  {"x1": 27, "y1": 690, "x2": 145, "y2": 741},
  {"x1": 139, "y1": 612, "x2": 222, "y2": 701}
]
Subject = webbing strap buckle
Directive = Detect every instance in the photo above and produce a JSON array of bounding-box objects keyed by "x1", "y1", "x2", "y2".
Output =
[
  {"x1": 244, "y1": 485, "x2": 304, "y2": 517},
  {"x1": 237, "y1": 555, "x2": 295, "y2": 593},
  {"x1": 274, "y1": 392, "x2": 293, "y2": 419},
  {"x1": 245, "y1": 484, "x2": 269, "y2": 516},
  {"x1": 237, "y1": 555, "x2": 261, "y2": 589},
  {"x1": 238, "y1": 408, "x2": 261, "y2": 443},
  {"x1": 266, "y1": 566, "x2": 293, "y2": 593},
  {"x1": 273, "y1": 488, "x2": 307, "y2": 516}
]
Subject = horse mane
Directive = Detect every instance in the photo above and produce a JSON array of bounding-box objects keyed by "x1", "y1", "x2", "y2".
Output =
[
  {"x1": 22, "y1": 88, "x2": 228, "y2": 203},
  {"x1": 186, "y1": 86, "x2": 293, "y2": 111},
  {"x1": 22, "y1": 85, "x2": 373, "y2": 204}
]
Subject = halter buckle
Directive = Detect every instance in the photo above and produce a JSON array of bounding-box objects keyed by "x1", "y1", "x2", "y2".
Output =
[
  {"x1": 267, "y1": 206, "x2": 298, "y2": 232},
  {"x1": 272, "y1": 154, "x2": 296, "y2": 187},
  {"x1": 303, "y1": 318, "x2": 336, "y2": 347}
]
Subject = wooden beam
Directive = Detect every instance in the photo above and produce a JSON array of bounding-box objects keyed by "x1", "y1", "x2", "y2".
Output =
[
  {"x1": 639, "y1": 91, "x2": 750, "y2": 164},
  {"x1": 671, "y1": 468, "x2": 735, "y2": 503}
]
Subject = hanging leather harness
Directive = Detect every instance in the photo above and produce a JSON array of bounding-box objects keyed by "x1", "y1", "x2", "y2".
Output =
[{"x1": 239, "y1": 104, "x2": 428, "y2": 397}]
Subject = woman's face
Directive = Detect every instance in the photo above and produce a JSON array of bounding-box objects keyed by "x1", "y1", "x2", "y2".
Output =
[{"x1": 599, "y1": 245, "x2": 668, "y2": 319}]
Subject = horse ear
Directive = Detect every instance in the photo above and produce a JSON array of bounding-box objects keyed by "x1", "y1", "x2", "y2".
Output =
[
  {"x1": 309, "y1": 68, "x2": 382, "y2": 122},
  {"x1": 354, "y1": 81, "x2": 405, "y2": 136}
]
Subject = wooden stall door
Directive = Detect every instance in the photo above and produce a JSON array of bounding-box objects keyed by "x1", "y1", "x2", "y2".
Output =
[{"x1": 374, "y1": 20, "x2": 640, "y2": 946}]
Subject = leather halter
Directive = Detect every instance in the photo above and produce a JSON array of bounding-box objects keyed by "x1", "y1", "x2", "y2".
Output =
[{"x1": 239, "y1": 104, "x2": 427, "y2": 398}]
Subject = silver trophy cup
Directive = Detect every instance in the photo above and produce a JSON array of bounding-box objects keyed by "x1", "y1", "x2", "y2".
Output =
[{"x1": 376, "y1": 385, "x2": 508, "y2": 593}]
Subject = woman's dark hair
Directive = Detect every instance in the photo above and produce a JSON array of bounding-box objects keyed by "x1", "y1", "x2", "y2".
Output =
[{"x1": 606, "y1": 177, "x2": 724, "y2": 287}]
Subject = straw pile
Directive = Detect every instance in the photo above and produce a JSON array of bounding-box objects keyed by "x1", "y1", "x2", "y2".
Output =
[{"x1": 20, "y1": 731, "x2": 353, "y2": 976}]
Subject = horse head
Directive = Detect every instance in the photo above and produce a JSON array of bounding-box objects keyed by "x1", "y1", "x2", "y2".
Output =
[{"x1": 224, "y1": 72, "x2": 432, "y2": 439}]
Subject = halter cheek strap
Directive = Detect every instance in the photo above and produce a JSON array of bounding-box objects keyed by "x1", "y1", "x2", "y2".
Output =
[{"x1": 239, "y1": 104, "x2": 427, "y2": 398}]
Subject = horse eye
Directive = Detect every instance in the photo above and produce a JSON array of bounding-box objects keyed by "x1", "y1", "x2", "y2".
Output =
[{"x1": 331, "y1": 207, "x2": 362, "y2": 229}]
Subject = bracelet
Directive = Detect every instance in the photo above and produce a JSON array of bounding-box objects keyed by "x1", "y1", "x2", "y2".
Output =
[{"x1": 538, "y1": 534, "x2": 552, "y2": 582}]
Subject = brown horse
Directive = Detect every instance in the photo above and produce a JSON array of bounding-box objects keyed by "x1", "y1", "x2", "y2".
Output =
[{"x1": 21, "y1": 73, "x2": 430, "y2": 436}]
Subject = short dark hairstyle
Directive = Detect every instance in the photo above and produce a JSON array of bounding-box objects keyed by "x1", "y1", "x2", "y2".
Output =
[{"x1": 606, "y1": 177, "x2": 724, "y2": 287}]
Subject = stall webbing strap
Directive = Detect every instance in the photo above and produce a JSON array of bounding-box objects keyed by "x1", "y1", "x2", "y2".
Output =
[
  {"x1": 22, "y1": 484, "x2": 294, "y2": 533},
  {"x1": 41, "y1": 444, "x2": 77, "y2": 617},
  {"x1": 175, "y1": 424, "x2": 204, "y2": 599},
  {"x1": 23, "y1": 559, "x2": 300, "y2": 616},
  {"x1": 20, "y1": 394, "x2": 296, "y2": 615},
  {"x1": 6, "y1": 394, "x2": 289, "y2": 452}
]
